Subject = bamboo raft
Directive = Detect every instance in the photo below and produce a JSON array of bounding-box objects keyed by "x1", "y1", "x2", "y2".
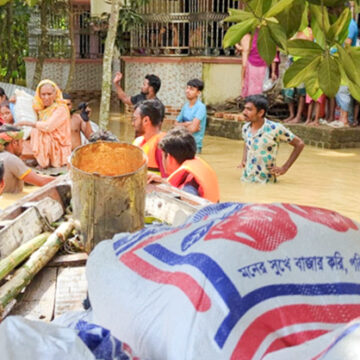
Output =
[{"x1": 0, "y1": 175, "x2": 210, "y2": 322}]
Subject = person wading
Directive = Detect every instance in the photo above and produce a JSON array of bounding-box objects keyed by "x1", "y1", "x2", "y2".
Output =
[{"x1": 239, "y1": 94, "x2": 304, "y2": 183}]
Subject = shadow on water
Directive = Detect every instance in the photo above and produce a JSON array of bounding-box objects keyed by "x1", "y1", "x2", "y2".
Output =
[{"x1": 1, "y1": 104, "x2": 359, "y2": 223}]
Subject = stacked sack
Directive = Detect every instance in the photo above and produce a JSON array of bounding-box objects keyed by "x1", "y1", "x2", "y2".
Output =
[{"x1": 87, "y1": 202, "x2": 360, "y2": 360}]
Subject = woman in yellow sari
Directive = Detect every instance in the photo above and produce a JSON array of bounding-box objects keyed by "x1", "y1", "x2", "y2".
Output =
[{"x1": 17, "y1": 80, "x2": 71, "y2": 168}]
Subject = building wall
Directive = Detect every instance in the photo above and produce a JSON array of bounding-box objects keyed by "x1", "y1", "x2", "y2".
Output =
[
  {"x1": 25, "y1": 59, "x2": 106, "y2": 91},
  {"x1": 122, "y1": 56, "x2": 242, "y2": 120},
  {"x1": 24, "y1": 56, "x2": 242, "y2": 119},
  {"x1": 124, "y1": 57, "x2": 202, "y2": 119},
  {"x1": 202, "y1": 63, "x2": 242, "y2": 105}
]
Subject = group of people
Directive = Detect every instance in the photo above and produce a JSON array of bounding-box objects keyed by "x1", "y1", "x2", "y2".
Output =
[
  {"x1": 238, "y1": 12, "x2": 359, "y2": 128},
  {"x1": 0, "y1": 80, "x2": 94, "y2": 194},
  {"x1": 113, "y1": 72, "x2": 219, "y2": 202},
  {"x1": 283, "y1": 17, "x2": 359, "y2": 128},
  {"x1": 113, "y1": 68, "x2": 304, "y2": 198},
  {"x1": 1, "y1": 64, "x2": 306, "y2": 201}
]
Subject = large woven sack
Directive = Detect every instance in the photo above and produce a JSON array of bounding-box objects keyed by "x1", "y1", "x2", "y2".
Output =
[
  {"x1": 264, "y1": 316, "x2": 360, "y2": 359},
  {"x1": 13, "y1": 89, "x2": 37, "y2": 139},
  {"x1": 87, "y1": 203, "x2": 360, "y2": 360}
]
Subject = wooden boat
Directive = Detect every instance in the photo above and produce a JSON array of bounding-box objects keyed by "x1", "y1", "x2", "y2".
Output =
[{"x1": 0, "y1": 175, "x2": 210, "y2": 321}]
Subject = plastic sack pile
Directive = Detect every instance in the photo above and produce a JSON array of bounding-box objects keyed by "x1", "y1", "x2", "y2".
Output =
[
  {"x1": 0, "y1": 315, "x2": 142, "y2": 360},
  {"x1": 87, "y1": 202, "x2": 360, "y2": 360}
]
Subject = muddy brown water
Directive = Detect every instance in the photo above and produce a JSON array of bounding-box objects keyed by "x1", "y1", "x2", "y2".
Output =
[{"x1": 1, "y1": 111, "x2": 359, "y2": 223}]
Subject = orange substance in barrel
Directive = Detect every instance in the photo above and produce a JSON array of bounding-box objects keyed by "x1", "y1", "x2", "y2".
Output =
[{"x1": 74, "y1": 143, "x2": 145, "y2": 176}]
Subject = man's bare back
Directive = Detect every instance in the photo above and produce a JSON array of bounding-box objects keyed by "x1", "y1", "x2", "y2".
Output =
[{"x1": 71, "y1": 113, "x2": 93, "y2": 150}]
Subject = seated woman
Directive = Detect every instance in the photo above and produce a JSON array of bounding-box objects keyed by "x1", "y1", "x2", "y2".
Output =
[{"x1": 17, "y1": 80, "x2": 71, "y2": 168}]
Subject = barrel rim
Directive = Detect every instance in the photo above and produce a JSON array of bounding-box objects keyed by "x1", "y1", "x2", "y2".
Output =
[{"x1": 70, "y1": 141, "x2": 148, "y2": 179}]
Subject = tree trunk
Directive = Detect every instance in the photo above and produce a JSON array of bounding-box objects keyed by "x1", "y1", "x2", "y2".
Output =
[
  {"x1": 31, "y1": 2, "x2": 49, "y2": 90},
  {"x1": 98, "y1": 0, "x2": 122, "y2": 129},
  {"x1": 65, "y1": 1, "x2": 76, "y2": 92},
  {"x1": 3, "y1": 0, "x2": 13, "y2": 83}
]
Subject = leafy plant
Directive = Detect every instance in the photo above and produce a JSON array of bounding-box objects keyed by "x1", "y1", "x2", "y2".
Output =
[
  {"x1": 0, "y1": 0, "x2": 31, "y2": 83},
  {"x1": 223, "y1": 0, "x2": 360, "y2": 101},
  {"x1": 88, "y1": 0, "x2": 147, "y2": 55}
]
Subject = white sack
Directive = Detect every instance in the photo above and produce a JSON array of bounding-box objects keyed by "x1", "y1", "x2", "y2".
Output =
[
  {"x1": 87, "y1": 202, "x2": 360, "y2": 360},
  {"x1": 13, "y1": 89, "x2": 37, "y2": 139},
  {"x1": 0, "y1": 316, "x2": 94, "y2": 360}
]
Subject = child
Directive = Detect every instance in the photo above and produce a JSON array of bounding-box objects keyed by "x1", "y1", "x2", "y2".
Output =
[
  {"x1": 0, "y1": 102, "x2": 15, "y2": 125},
  {"x1": 304, "y1": 93, "x2": 326, "y2": 127},
  {"x1": 175, "y1": 79, "x2": 206, "y2": 153}
]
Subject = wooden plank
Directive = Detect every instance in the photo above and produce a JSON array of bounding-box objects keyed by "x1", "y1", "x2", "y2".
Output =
[
  {"x1": 47, "y1": 253, "x2": 88, "y2": 268},
  {"x1": 148, "y1": 182, "x2": 211, "y2": 207},
  {"x1": 0, "y1": 197, "x2": 64, "y2": 260},
  {"x1": 0, "y1": 208, "x2": 44, "y2": 260},
  {"x1": 11, "y1": 267, "x2": 57, "y2": 321},
  {"x1": 54, "y1": 266, "x2": 87, "y2": 318},
  {"x1": 0, "y1": 175, "x2": 70, "y2": 221},
  {"x1": 145, "y1": 186, "x2": 210, "y2": 225}
]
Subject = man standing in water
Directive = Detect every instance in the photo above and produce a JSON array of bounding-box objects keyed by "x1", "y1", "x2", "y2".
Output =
[
  {"x1": 147, "y1": 127, "x2": 220, "y2": 203},
  {"x1": 132, "y1": 99, "x2": 166, "y2": 177},
  {"x1": 240, "y1": 95, "x2": 304, "y2": 183},
  {"x1": 175, "y1": 79, "x2": 206, "y2": 153},
  {"x1": 113, "y1": 72, "x2": 164, "y2": 115}
]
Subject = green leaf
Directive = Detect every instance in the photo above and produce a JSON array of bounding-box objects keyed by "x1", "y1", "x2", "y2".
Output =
[
  {"x1": 0, "y1": 0, "x2": 10, "y2": 5},
  {"x1": 311, "y1": 13, "x2": 326, "y2": 48},
  {"x1": 223, "y1": 18, "x2": 258, "y2": 48},
  {"x1": 283, "y1": 56, "x2": 321, "y2": 88},
  {"x1": 24, "y1": 0, "x2": 39, "y2": 5},
  {"x1": 299, "y1": 2, "x2": 309, "y2": 31},
  {"x1": 304, "y1": 74, "x2": 323, "y2": 101},
  {"x1": 346, "y1": 78, "x2": 360, "y2": 103},
  {"x1": 267, "y1": 21, "x2": 287, "y2": 50},
  {"x1": 223, "y1": 8, "x2": 253, "y2": 23},
  {"x1": 327, "y1": 7, "x2": 351, "y2": 42},
  {"x1": 265, "y1": 0, "x2": 295, "y2": 18},
  {"x1": 318, "y1": 56, "x2": 340, "y2": 98},
  {"x1": 249, "y1": 0, "x2": 272, "y2": 16},
  {"x1": 310, "y1": 4, "x2": 330, "y2": 33},
  {"x1": 348, "y1": 46, "x2": 360, "y2": 69},
  {"x1": 336, "y1": 10, "x2": 352, "y2": 44},
  {"x1": 287, "y1": 39, "x2": 324, "y2": 57},
  {"x1": 307, "y1": 0, "x2": 347, "y2": 6},
  {"x1": 275, "y1": 0, "x2": 305, "y2": 37},
  {"x1": 337, "y1": 61, "x2": 360, "y2": 102},
  {"x1": 336, "y1": 44, "x2": 360, "y2": 85},
  {"x1": 257, "y1": 25, "x2": 277, "y2": 65}
]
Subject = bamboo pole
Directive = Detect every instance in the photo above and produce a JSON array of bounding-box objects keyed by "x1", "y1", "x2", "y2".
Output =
[
  {"x1": 0, "y1": 233, "x2": 50, "y2": 282},
  {"x1": 0, "y1": 221, "x2": 75, "y2": 319}
]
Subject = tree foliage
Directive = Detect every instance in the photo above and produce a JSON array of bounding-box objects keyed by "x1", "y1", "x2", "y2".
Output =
[
  {"x1": 223, "y1": 0, "x2": 360, "y2": 101},
  {"x1": 0, "y1": 0, "x2": 30, "y2": 83},
  {"x1": 89, "y1": 0, "x2": 148, "y2": 55}
]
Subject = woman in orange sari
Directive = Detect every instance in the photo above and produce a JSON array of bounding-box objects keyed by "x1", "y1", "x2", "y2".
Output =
[{"x1": 17, "y1": 80, "x2": 71, "y2": 168}]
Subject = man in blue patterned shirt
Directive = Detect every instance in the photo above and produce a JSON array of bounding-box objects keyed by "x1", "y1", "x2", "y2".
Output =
[{"x1": 240, "y1": 95, "x2": 304, "y2": 183}]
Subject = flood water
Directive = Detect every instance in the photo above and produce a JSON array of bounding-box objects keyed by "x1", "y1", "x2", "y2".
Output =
[{"x1": 1, "y1": 111, "x2": 359, "y2": 223}]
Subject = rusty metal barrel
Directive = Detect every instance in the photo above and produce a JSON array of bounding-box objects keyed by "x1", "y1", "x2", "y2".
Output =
[{"x1": 70, "y1": 141, "x2": 147, "y2": 253}]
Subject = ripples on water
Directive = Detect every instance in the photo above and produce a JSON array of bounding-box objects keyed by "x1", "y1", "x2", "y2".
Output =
[{"x1": 1, "y1": 111, "x2": 359, "y2": 223}]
